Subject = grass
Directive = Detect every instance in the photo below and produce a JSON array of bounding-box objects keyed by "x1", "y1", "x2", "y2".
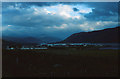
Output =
[{"x1": 2, "y1": 47, "x2": 119, "y2": 77}]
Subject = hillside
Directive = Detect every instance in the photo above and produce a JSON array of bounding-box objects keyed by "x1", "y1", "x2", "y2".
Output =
[
  {"x1": 2, "y1": 35, "x2": 61, "y2": 46},
  {"x1": 62, "y1": 26, "x2": 120, "y2": 43}
]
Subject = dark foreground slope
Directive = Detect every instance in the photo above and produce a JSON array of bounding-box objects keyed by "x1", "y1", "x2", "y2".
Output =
[{"x1": 62, "y1": 26, "x2": 120, "y2": 43}]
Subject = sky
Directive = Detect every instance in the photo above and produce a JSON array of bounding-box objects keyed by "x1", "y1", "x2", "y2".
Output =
[{"x1": 2, "y1": 2, "x2": 118, "y2": 39}]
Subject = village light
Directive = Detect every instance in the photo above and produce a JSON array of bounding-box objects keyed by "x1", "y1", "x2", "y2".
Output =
[{"x1": 10, "y1": 47, "x2": 14, "y2": 50}]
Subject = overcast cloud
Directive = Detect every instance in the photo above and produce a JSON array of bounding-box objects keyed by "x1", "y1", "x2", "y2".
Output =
[{"x1": 2, "y1": 2, "x2": 118, "y2": 39}]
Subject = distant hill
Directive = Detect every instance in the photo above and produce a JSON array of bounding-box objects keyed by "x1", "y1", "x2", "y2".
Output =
[
  {"x1": 2, "y1": 36, "x2": 40, "y2": 45},
  {"x1": 62, "y1": 26, "x2": 120, "y2": 43},
  {"x1": 2, "y1": 39, "x2": 23, "y2": 49},
  {"x1": 37, "y1": 36, "x2": 61, "y2": 43},
  {"x1": 2, "y1": 35, "x2": 61, "y2": 46}
]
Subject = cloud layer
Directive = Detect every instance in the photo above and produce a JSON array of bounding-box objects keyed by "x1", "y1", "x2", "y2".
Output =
[{"x1": 2, "y1": 2, "x2": 118, "y2": 39}]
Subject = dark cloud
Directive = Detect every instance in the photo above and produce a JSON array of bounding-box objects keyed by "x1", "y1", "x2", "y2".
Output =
[
  {"x1": 85, "y1": 2, "x2": 118, "y2": 12},
  {"x1": 2, "y1": 2, "x2": 60, "y2": 9},
  {"x1": 73, "y1": 8, "x2": 79, "y2": 12},
  {"x1": 84, "y1": 2, "x2": 118, "y2": 21},
  {"x1": 84, "y1": 8, "x2": 118, "y2": 21}
]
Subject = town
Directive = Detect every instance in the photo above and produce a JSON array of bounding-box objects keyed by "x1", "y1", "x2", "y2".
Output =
[{"x1": 4, "y1": 43, "x2": 118, "y2": 50}]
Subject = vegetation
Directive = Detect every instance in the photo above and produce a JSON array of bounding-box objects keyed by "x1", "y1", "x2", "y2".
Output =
[{"x1": 2, "y1": 47, "x2": 119, "y2": 77}]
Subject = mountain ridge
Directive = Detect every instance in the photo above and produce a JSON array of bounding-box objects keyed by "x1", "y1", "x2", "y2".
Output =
[
  {"x1": 62, "y1": 26, "x2": 120, "y2": 43},
  {"x1": 2, "y1": 35, "x2": 62, "y2": 45}
]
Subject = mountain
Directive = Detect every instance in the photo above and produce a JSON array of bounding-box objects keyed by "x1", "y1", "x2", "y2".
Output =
[
  {"x1": 2, "y1": 39, "x2": 20, "y2": 46},
  {"x1": 62, "y1": 26, "x2": 120, "y2": 43},
  {"x1": 2, "y1": 35, "x2": 61, "y2": 45},
  {"x1": 37, "y1": 36, "x2": 61, "y2": 43},
  {"x1": 2, "y1": 36, "x2": 41, "y2": 45}
]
